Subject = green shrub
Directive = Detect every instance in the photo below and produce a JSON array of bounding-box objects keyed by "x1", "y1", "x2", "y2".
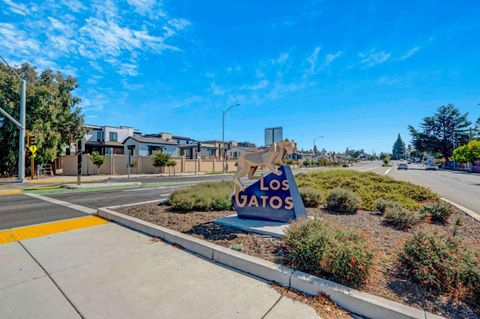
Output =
[
  {"x1": 419, "y1": 202, "x2": 452, "y2": 224},
  {"x1": 383, "y1": 206, "x2": 420, "y2": 230},
  {"x1": 375, "y1": 198, "x2": 401, "y2": 215},
  {"x1": 325, "y1": 188, "x2": 361, "y2": 214},
  {"x1": 168, "y1": 181, "x2": 233, "y2": 212},
  {"x1": 299, "y1": 187, "x2": 323, "y2": 208},
  {"x1": 399, "y1": 230, "x2": 480, "y2": 300},
  {"x1": 296, "y1": 170, "x2": 438, "y2": 211},
  {"x1": 284, "y1": 219, "x2": 374, "y2": 287}
]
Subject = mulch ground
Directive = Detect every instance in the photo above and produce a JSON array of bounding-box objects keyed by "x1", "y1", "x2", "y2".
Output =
[{"x1": 117, "y1": 203, "x2": 480, "y2": 318}]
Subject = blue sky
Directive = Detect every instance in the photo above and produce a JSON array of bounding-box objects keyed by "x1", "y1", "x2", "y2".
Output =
[{"x1": 1, "y1": 0, "x2": 479, "y2": 153}]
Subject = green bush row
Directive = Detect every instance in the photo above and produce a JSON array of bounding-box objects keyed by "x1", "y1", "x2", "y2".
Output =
[
  {"x1": 296, "y1": 169, "x2": 438, "y2": 211},
  {"x1": 168, "y1": 181, "x2": 233, "y2": 212}
]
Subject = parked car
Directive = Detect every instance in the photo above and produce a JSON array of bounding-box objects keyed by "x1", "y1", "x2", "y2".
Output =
[
  {"x1": 398, "y1": 162, "x2": 408, "y2": 170},
  {"x1": 407, "y1": 160, "x2": 412, "y2": 164},
  {"x1": 425, "y1": 163, "x2": 437, "y2": 170}
]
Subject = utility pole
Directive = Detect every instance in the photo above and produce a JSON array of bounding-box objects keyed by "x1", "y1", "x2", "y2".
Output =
[
  {"x1": 221, "y1": 103, "x2": 240, "y2": 173},
  {"x1": 0, "y1": 56, "x2": 26, "y2": 183}
]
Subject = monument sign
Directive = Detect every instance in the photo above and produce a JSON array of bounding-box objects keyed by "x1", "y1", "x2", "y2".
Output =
[{"x1": 232, "y1": 139, "x2": 307, "y2": 223}]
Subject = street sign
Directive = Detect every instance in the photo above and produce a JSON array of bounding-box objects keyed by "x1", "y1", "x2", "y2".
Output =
[{"x1": 28, "y1": 145, "x2": 38, "y2": 158}]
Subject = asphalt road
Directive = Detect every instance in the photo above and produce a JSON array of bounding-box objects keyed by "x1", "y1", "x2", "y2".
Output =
[
  {"x1": 47, "y1": 186, "x2": 176, "y2": 209},
  {"x1": 0, "y1": 194, "x2": 86, "y2": 230},
  {"x1": 387, "y1": 163, "x2": 480, "y2": 214},
  {"x1": 2, "y1": 161, "x2": 478, "y2": 230},
  {"x1": 349, "y1": 161, "x2": 480, "y2": 215}
]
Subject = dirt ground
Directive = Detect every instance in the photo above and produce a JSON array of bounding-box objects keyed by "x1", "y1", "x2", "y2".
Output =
[{"x1": 117, "y1": 202, "x2": 480, "y2": 318}]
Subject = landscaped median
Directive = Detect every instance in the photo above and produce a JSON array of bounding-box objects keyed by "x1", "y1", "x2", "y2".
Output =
[{"x1": 98, "y1": 170, "x2": 480, "y2": 319}]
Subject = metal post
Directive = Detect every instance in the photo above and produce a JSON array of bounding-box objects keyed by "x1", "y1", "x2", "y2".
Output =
[
  {"x1": 128, "y1": 150, "x2": 131, "y2": 179},
  {"x1": 77, "y1": 140, "x2": 82, "y2": 185},
  {"x1": 222, "y1": 112, "x2": 225, "y2": 173},
  {"x1": 17, "y1": 80, "x2": 26, "y2": 183}
]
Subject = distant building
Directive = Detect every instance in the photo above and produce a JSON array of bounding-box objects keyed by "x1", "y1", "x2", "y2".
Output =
[
  {"x1": 227, "y1": 146, "x2": 259, "y2": 159},
  {"x1": 264, "y1": 127, "x2": 283, "y2": 146},
  {"x1": 237, "y1": 141, "x2": 257, "y2": 148}
]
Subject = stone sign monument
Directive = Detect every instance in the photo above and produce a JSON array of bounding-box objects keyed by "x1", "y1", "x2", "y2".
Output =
[{"x1": 231, "y1": 139, "x2": 307, "y2": 223}]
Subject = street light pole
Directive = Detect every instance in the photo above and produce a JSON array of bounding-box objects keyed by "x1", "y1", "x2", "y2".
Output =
[
  {"x1": 0, "y1": 55, "x2": 26, "y2": 183},
  {"x1": 221, "y1": 103, "x2": 240, "y2": 173}
]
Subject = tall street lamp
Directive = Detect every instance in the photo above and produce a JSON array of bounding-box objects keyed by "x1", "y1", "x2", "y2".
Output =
[
  {"x1": 222, "y1": 103, "x2": 240, "y2": 173},
  {"x1": 313, "y1": 136, "x2": 324, "y2": 155},
  {"x1": 0, "y1": 55, "x2": 26, "y2": 183}
]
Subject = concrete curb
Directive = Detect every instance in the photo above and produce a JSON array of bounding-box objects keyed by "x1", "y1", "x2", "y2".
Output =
[
  {"x1": 440, "y1": 197, "x2": 480, "y2": 222},
  {"x1": 97, "y1": 207, "x2": 444, "y2": 319},
  {"x1": 64, "y1": 182, "x2": 141, "y2": 189}
]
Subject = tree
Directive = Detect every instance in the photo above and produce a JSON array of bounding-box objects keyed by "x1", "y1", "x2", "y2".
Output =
[
  {"x1": 166, "y1": 158, "x2": 177, "y2": 175},
  {"x1": 152, "y1": 151, "x2": 171, "y2": 173},
  {"x1": 408, "y1": 104, "x2": 471, "y2": 159},
  {"x1": 379, "y1": 152, "x2": 390, "y2": 160},
  {"x1": 0, "y1": 63, "x2": 85, "y2": 176},
  {"x1": 90, "y1": 151, "x2": 105, "y2": 174},
  {"x1": 452, "y1": 140, "x2": 480, "y2": 164},
  {"x1": 392, "y1": 134, "x2": 406, "y2": 160}
]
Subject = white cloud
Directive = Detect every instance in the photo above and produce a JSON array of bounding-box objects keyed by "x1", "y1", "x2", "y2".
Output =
[
  {"x1": 242, "y1": 79, "x2": 269, "y2": 91},
  {"x1": 324, "y1": 51, "x2": 343, "y2": 67},
  {"x1": 303, "y1": 46, "x2": 321, "y2": 78},
  {"x1": 272, "y1": 52, "x2": 289, "y2": 64},
  {"x1": 117, "y1": 62, "x2": 139, "y2": 76},
  {"x1": 60, "y1": 0, "x2": 85, "y2": 12},
  {"x1": 78, "y1": 18, "x2": 179, "y2": 60},
  {"x1": 358, "y1": 50, "x2": 391, "y2": 67},
  {"x1": 400, "y1": 46, "x2": 420, "y2": 60},
  {"x1": 1, "y1": 0, "x2": 29, "y2": 15},
  {"x1": 210, "y1": 82, "x2": 226, "y2": 95},
  {"x1": 377, "y1": 75, "x2": 398, "y2": 85},
  {"x1": 0, "y1": 23, "x2": 40, "y2": 55}
]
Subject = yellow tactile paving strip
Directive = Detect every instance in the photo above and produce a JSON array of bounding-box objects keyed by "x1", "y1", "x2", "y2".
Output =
[
  {"x1": 0, "y1": 190, "x2": 22, "y2": 196},
  {"x1": 0, "y1": 216, "x2": 108, "y2": 244}
]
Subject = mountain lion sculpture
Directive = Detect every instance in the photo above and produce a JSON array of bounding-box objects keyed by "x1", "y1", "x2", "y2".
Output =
[{"x1": 232, "y1": 139, "x2": 296, "y2": 195}]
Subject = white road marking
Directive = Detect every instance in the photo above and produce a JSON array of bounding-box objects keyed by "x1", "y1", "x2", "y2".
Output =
[
  {"x1": 441, "y1": 197, "x2": 480, "y2": 222},
  {"x1": 105, "y1": 198, "x2": 169, "y2": 209},
  {"x1": 357, "y1": 167, "x2": 377, "y2": 172},
  {"x1": 384, "y1": 167, "x2": 392, "y2": 175},
  {"x1": 123, "y1": 186, "x2": 168, "y2": 192},
  {"x1": 24, "y1": 192, "x2": 97, "y2": 214}
]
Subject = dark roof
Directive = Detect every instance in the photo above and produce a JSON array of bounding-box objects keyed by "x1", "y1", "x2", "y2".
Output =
[
  {"x1": 85, "y1": 141, "x2": 124, "y2": 147},
  {"x1": 124, "y1": 136, "x2": 177, "y2": 145}
]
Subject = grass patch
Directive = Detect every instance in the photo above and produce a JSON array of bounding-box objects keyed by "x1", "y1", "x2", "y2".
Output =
[
  {"x1": 296, "y1": 169, "x2": 438, "y2": 211},
  {"x1": 168, "y1": 181, "x2": 233, "y2": 212}
]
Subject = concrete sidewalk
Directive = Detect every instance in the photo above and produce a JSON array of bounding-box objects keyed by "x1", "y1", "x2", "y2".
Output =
[{"x1": 0, "y1": 222, "x2": 319, "y2": 319}]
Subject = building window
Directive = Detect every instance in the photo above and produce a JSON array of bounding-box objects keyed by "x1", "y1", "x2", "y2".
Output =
[
  {"x1": 109, "y1": 132, "x2": 118, "y2": 142},
  {"x1": 96, "y1": 131, "x2": 104, "y2": 142},
  {"x1": 148, "y1": 145, "x2": 162, "y2": 155}
]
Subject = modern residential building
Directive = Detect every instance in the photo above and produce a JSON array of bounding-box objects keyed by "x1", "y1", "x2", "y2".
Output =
[
  {"x1": 287, "y1": 151, "x2": 315, "y2": 161},
  {"x1": 201, "y1": 140, "x2": 238, "y2": 159},
  {"x1": 264, "y1": 127, "x2": 283, "y2": 146},
  {"x1": 123, "y1": 135, "x2": 179, "y2": 156},
  {"x1": 237, "y1": 141, "x2": 257, "y2": 148},
  {"x1": 227, "y1": 146, "x2": 259, "y2": 159},
  {"x1": 142, "y1": 132, "x2": 196, "y2": 146},
  {"x1": 81, "y1": 124, "x2": 141, "y2": 155}
]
